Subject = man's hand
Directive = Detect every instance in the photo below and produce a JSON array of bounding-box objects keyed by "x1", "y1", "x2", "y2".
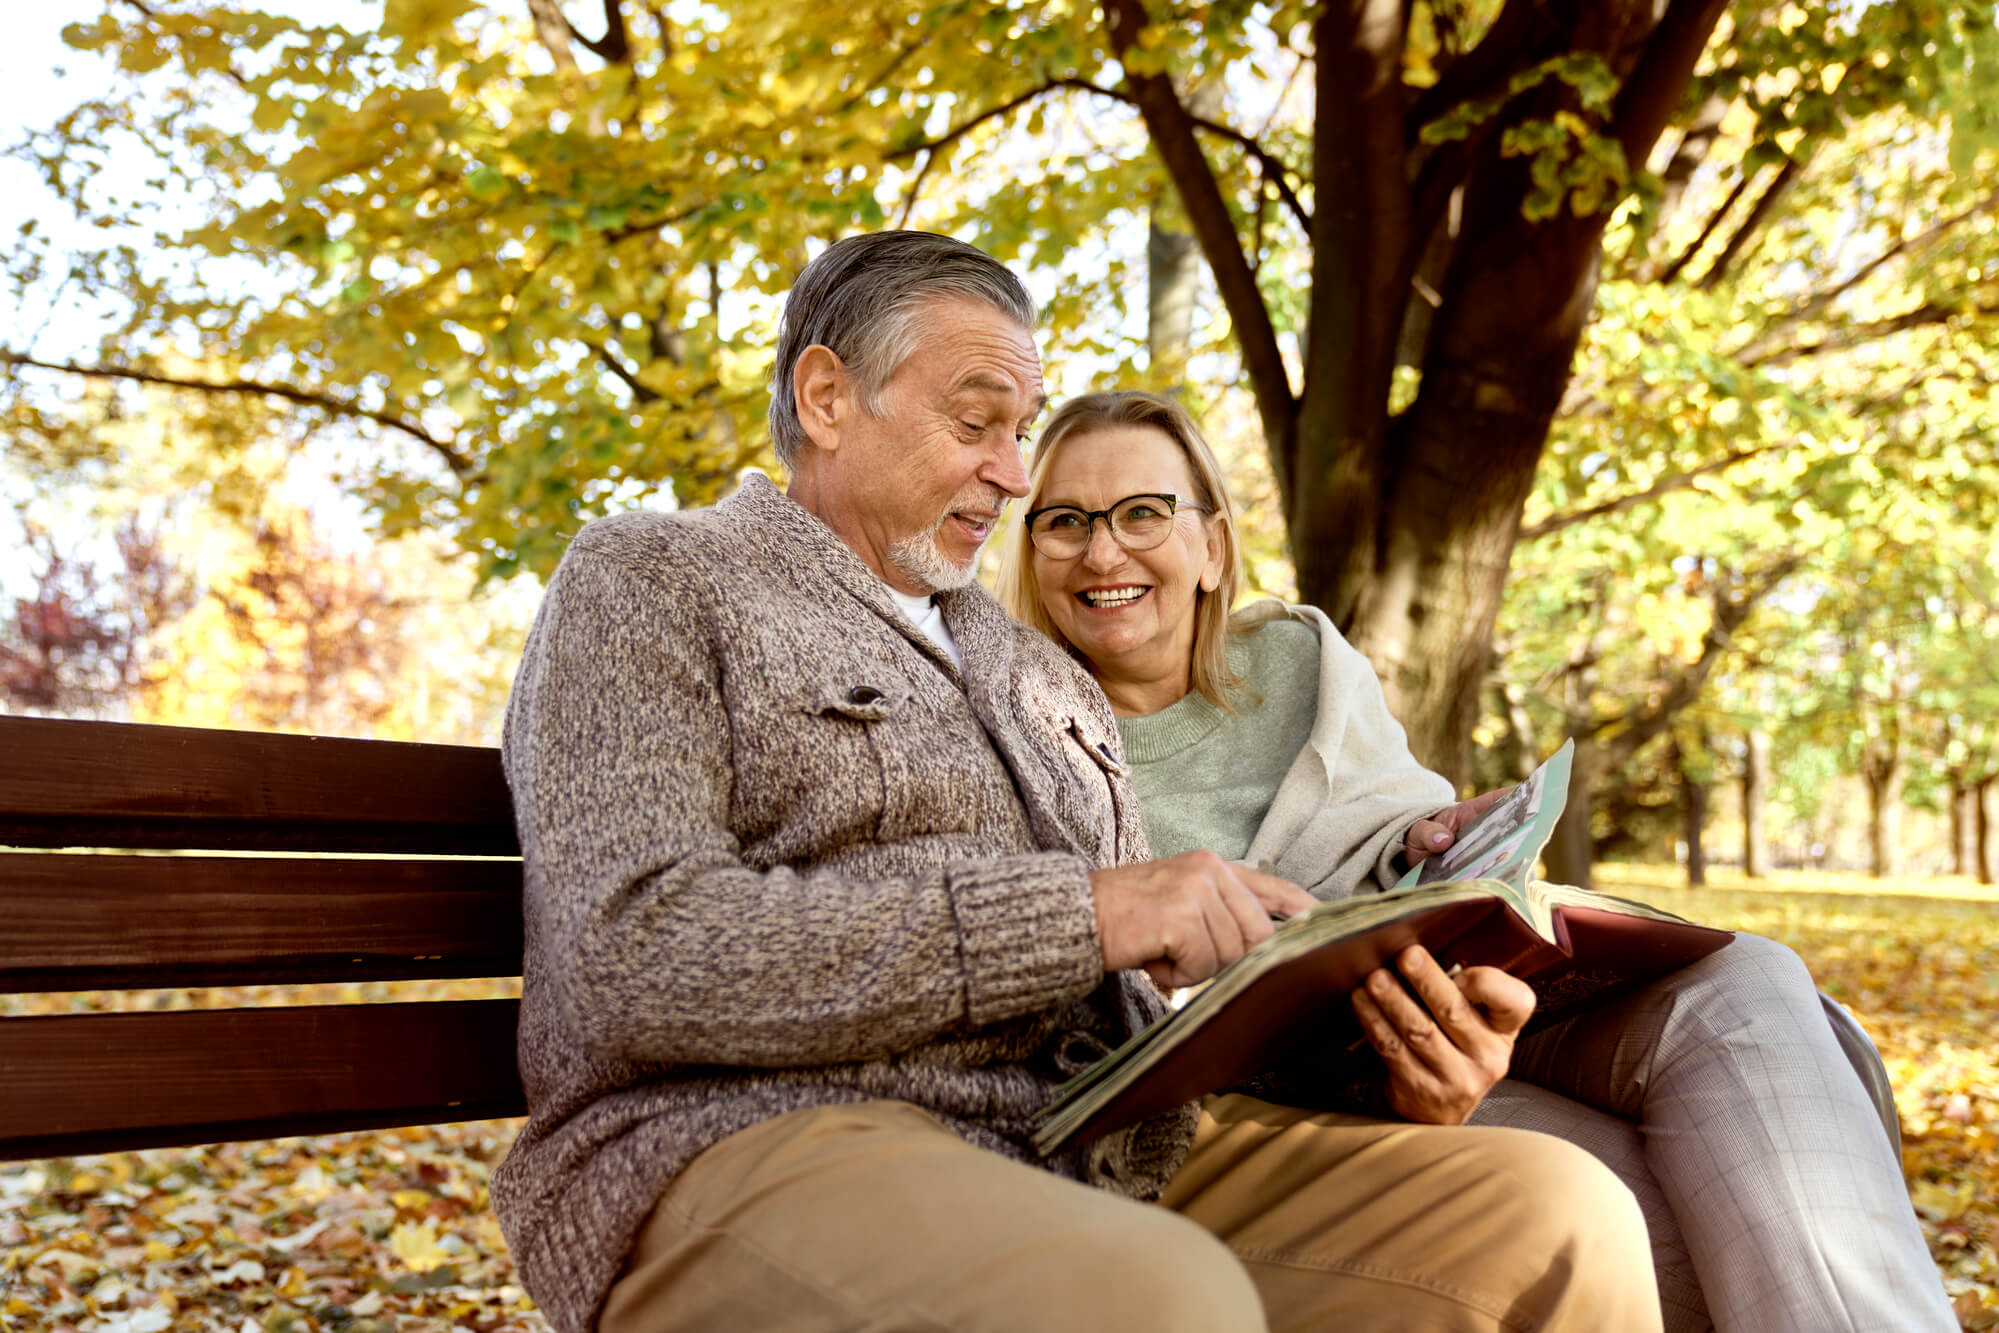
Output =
[
  {"x1": 1091, "y1": 852, "x2": 1318, "y2": 990},
  {"x1": 1352, "y1": 946, "x2": 1535, "y2": 1125},
  {"x1": 1403, "y1": 787, "x2": 1513, "y2": 867}
]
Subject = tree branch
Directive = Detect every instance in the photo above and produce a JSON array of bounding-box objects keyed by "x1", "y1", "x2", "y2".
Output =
[
  {"x1": 1403, "y1": 0, "x2": 1558, "y2": 145},
  {"x1": 1596, "y1": 551, "x2": 1808, "y2": 768},
  {"x1": 601, "y1": 198, "x2": 712, "y2": 245},
  {"x1": 525, "y1": 0, "x2": 584, "y2": 76},
  {"x1": 584, "y1": 338, "x2": 658, "y2": 403},
  {"x1": 1744, "y1": 300, "x2": 1999, "y2": 369},
  {"x1": 564, "y1": 0, "x2": 631, "y2": 64},
  {"x1": 1657, "y1": 166, "x2": 1753, "y2": 286},
  {"x1": 885, "y1": 81, "x2": 1066, "y2": 164},
  {"x1": 1731, "y1": 188, "x2": 1999, "y2": 360},
  {"x1": 894, "y1": 146, "x2": 941, "y2": 228},
  {"x1": 885, "y1": 75, "x2": 1312, "y2": 233},
  {"x1": 1695, "y1": 152, "x2": 1806, "y2": 290},
  {"x1": 1100, "y1": 0, "x2": 1295, "y2": 455},
  {"x1": 1, "y1": 350, "x2": 472, "y2": 475},
  {"x1": 1608, "y1": 0, "x2": 1732, "y2": 169},
  {"x1": 1519, "y1": 442, "x2": 1787, "y2": 541}
]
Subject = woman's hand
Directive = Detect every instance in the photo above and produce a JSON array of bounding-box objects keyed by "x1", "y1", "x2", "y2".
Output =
[
  {"x1": 1351, "y1": 945, "x2": 1535, "y2": 1125},
  {"x1": 1403, "y1": 788, "x2": 1513, "y2": 867}
]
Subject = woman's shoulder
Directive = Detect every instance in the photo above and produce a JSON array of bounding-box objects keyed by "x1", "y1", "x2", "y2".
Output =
[{"x1": 1231, "y1": 599, "x2": 1326, "y2": 654}]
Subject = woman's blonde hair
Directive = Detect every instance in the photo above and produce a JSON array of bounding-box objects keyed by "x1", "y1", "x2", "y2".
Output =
[{"x1": 995, "y1": 390, "x2": 1248, "y2": 709}]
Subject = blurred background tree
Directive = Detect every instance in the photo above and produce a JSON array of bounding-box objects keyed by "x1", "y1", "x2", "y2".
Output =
[{"x1": 5, "y1": 0, "x2": 1998, "y2": 877}]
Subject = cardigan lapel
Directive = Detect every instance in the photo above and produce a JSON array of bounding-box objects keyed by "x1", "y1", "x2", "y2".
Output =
[
  {"x1": 717, "y1": 473, "x2": 964, "y2": 683},
  {"x1": 942, "y1": 585, "x2": 1110, "y2": 863},
  {"x1": 717, "y1": 473, "x2": 1112, "y2": 862}
]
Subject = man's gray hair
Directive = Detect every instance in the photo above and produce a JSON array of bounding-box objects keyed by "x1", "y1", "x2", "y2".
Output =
[{"x1": 767, "y1": 231, "x2": 1038, "y2": 467}]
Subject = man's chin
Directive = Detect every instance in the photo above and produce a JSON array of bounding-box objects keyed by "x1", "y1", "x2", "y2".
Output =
[{"x1": 890, "y1": 534, "x2": 980, "y2": 593}]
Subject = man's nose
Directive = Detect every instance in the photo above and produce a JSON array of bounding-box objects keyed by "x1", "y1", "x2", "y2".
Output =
[{"x1": 985, "y1": 435, "x2": 1030, "y2": 499}]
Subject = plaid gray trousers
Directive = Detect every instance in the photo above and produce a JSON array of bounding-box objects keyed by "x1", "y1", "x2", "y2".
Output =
[{"x1": 1471, "y1": 931, "x2": 1954, "y2": 1333}]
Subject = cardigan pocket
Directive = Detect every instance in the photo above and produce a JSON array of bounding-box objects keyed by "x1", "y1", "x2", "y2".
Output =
[
  {"x1": 790, "y1": 669, "x2": 983, "y2": 844},
  {"x1": 800, "y1": 675, "x2": 913, "y2": 722}
]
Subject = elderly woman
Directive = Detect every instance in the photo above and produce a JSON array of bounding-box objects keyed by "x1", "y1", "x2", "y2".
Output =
[{"x1": 996, "y1": 390, "x2": 1952, "y2": 1333}]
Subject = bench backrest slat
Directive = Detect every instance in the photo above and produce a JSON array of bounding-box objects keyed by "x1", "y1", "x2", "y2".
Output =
[
  {"x1": 0, "y1": 853, "x2": 524, "y2": 991},
  {"x1": 0, "y1": 999, "x2": 526, "y2": 1160},
  {"x1": 1, "y1": 716, "x2": 532, "y2": 1162},
  {"x1": 0, "y1": 715, "x2": 518, "y2": 854}
]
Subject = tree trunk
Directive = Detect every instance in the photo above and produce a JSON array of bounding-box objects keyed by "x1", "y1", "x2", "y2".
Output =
[
  {"x1": 1147, "y1": 220, "x2": 1202, "y2": 385},
  {"x1": 1541, "y1": 734, "x2": 1600, "y2": 892},
  {"x1": 1131, "y1": 0, "x2": 1729, "y2": 782},
  {"x1": 1488, "y1": 672, "x2": 1541, "y2": 785},
  {"x1": 1679, "y1": 736, "x2": 1709, "y2": 887},
  {"x1": 1146, "y1": 82, "x2": 1221, "y2": 388},
  {"x1": 1322, "y1": 198, "x2": 1609, "y2": 782},
  {"x1": 1862, "y1": 753, "x2": 1898, "y2": 879},
  {"x1": 1741, "y1": 729, "x2": 1770, "y2": 877},
  {"x1": 1977, "y1": 776, "x2": 1995, "y2": 887},
  {"x1": 1949, "y1": 776, "x2": 1971, "y2": 877}
]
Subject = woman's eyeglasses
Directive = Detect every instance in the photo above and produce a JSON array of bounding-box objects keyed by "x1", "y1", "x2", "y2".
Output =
[{"x1": 1024, "y1": 492, "x2": 1209, "y2": 559}]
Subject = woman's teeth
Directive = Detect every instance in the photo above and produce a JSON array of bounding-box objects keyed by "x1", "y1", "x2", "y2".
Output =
[{"x1": 1082, "y1": 587, "x2": 1147, "y2": 608}]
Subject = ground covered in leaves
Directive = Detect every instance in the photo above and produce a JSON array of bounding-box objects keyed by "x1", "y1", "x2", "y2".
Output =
[{"x1": 3, "y1": 868, "x2": 1996, "y2": 1331}]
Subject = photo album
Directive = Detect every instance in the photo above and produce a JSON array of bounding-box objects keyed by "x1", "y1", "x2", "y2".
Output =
[{"x1": 1034, "y1": 740, "x2": 1735, "y2": 1153}]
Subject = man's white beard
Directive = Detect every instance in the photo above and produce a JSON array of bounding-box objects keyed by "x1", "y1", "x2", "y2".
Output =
[{"x1": 889, "y1": 521, "x2": 981, "y2": 592}]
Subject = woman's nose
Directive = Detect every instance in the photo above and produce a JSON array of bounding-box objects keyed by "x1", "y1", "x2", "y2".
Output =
[{"x1": 1080, "y1": 521, "x2": 1124, "y2": 571}]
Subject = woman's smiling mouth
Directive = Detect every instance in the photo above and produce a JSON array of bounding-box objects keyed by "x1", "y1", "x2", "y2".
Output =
[{"x1": 1078, "y1": 585, "x2": 1150, "y2": 609}]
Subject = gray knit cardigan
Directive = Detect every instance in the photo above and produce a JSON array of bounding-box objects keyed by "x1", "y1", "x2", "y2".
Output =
[{"x1": 494, "y1": 474, "x2": 1196, "y2": 1333}]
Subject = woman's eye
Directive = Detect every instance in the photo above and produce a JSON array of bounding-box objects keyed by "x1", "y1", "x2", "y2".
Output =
[
  {"x1": 1123, "y1": 504, "x2": 1164, "y2": 521},
  {"x1": 1044, "y1": 512, "x2": 1085, "y2": 530}
]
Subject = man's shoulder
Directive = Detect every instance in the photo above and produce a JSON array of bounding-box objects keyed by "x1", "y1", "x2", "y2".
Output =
[{"x1": 564, "y1": 506, "x2": 728, "y2": 566}]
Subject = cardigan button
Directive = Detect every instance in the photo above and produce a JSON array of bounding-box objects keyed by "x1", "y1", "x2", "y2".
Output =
[{"x1": 847, "y1": 685, "x2": 885, "y2": 706}]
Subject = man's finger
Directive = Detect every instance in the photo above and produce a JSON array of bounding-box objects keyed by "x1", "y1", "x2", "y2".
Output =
[
  {"x1": 1237, "y1": 864, "x2": 1317, "y2": 920},
  {"x1": 1457, "y1": 965, "x2": 1537, "y2": 1036},
  {"x1": 1217, "y1": 872, "x2": 1277, "y2": 955},
  {"x1": 1351, "y1": 987, "x2": 1414, "y2": 1066},
  {"x1": 1198, "y1": 887, "x2": 1251, "y2": 973}
]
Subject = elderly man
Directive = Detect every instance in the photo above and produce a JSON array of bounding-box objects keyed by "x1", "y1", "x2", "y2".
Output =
[{"x1": 495, "y1": 231, "x2": 1661, "y2": 1333}]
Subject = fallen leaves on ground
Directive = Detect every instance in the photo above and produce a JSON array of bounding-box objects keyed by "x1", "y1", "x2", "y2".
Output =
[
  {"x1": 4, "y1": 869, "x2": 1997, "y2": 1330},
  {"x1": 0, "y1": 978, "x2": 541, "y2": 1333}
]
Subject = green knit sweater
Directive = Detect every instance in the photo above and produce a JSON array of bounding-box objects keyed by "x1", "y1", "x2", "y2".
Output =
[{"x1": 1115, "y1": 618, "x2": 1321, "y2": 861}]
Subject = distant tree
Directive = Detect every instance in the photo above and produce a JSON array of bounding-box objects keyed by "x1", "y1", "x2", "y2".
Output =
[{"x1": 0, "y1": 516, "x2": 194, "y2": 716}]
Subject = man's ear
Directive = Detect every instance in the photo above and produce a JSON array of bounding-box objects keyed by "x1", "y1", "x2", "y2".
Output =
[{"x1": 793, "y1": 345, "x2": 849, "y2": 453}]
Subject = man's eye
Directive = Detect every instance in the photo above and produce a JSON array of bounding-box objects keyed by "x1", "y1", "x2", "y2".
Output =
[{"x1": 959, "y1": 420, "x2": 987, "y2": 435}]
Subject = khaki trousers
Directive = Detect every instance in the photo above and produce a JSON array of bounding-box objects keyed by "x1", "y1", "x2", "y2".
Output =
[{"x1": 598, "y1": 1094, "x2": 1661, "y2": 1333}]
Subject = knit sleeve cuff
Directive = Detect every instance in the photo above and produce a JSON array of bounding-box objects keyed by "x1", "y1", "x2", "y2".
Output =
[{"x1": 947, "y1": 852, "x2": 1104, "y2": 1026}]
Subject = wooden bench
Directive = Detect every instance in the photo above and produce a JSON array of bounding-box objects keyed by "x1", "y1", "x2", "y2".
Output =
[
  {"x1": 0, "y1": 714, "x2": 526, "y2": 1162},
  {"x1": 0, "y1": 712, "x2": 1903, "y2": 1166}
]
